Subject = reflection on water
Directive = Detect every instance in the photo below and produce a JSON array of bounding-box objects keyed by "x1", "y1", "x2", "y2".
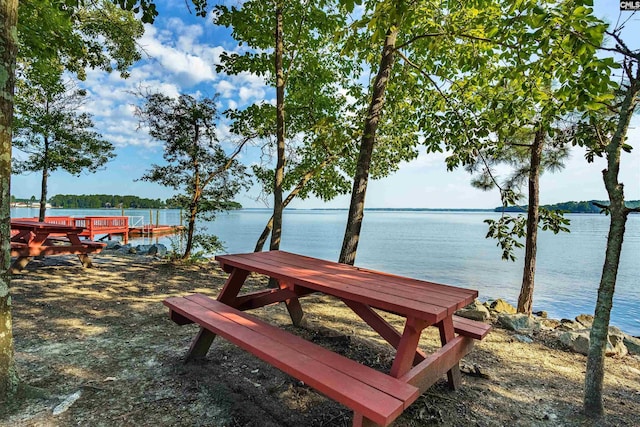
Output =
[{"x1": 11, "y1": 207, "x2": 640, "y2": 335}]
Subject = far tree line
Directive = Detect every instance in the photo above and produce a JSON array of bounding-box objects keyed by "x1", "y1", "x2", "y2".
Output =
[{"x1": 495, "y1": 200, "x2": 640, "y2": 213}]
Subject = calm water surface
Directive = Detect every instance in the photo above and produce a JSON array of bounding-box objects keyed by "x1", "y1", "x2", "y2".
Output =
[{"x1": 11, "y1": 207, "x2": 640, "y2": 335}]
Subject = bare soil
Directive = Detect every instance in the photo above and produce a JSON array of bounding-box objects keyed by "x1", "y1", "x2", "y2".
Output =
[{"x1": 2, "y1": 254, "x2": 639, "y2": 427}]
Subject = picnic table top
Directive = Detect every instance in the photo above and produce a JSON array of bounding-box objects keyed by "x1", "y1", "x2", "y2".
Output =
[
  {"x1": 11, "y1": 220, "x2": 85, "y2": 233},
  {"x1": 215, "y1": 250, "x2": 477, "y2": 324}
]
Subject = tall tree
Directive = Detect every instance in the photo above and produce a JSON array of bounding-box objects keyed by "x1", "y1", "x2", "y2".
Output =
[
  {"x1": 1, "y1": 0, "x2": 153, "y2": 403},
  {"x1": 338, "y1": 0, "x2": 505, "y2": 264},
  {"x1": 13, "y1": 68, "x2": 115, "y2": 221},
  {"x1": 215, "y1": 0, "x2": 358, "y2": 253},
  {"x1": 577, "y1": 28, "x2": 640, "y2": 416},
  {"x1": 419, "y1": 0, "x2": 613, "y2": 315},
  {"x1": 136, "y1": 93, "x2": 249, "y2": 259},
  {"x1": 0, "y1": 0, "x2": 19, "y2": 402}
]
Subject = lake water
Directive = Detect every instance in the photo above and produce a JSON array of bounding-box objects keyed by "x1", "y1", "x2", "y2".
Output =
[{"x1": 11, "y1": 207, "x2": 640, "y2": 335}]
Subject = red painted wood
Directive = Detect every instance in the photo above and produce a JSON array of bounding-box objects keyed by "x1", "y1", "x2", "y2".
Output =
[
  {"x1": 217, "y1": 268, "x2": 250, "y2": 306},
  {"x1": 452, "y1": 315, "x2": 492, "y2": 340},
  {"x1": 389, "y1": 318, "x2": 428, "y2": 378},
  {"x1": 399, "y1": 335, "x2": 475, "y2": 394},
  {"x1": 278, "y1": 280, "x2": 305, "y2": 326},
  {"x1": 185, "y1": 293, "x2": 419, "y2": 404},
  {"x1": 437, "y1": 316, "x2": 462, "y2": 389},
  {"x1": 342, "y1": 299, "x2": 427, "y2": 365},
  {"x1": 164, "y1": 295, "x2": 418, "y2": 426},
  {"x1": 241, "y1": 251, "x2": 472, "y2": 311},
  {"x1": 215, "y1": 252, "x2": 477, "y2": 323},
  {"x1": 353, "y1": 413, "x2": 381, "y2": 427},
  {"x1": 228, "y1": 251, "x2": 476, "y2": 307},
  {"x1": 267, "y1": 250, "x2": 474, "y2": 303}
]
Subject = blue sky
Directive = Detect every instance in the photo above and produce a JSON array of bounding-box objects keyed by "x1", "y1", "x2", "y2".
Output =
[{"x1": 10, "y1": 0, "x2": 640, "y2": 209}]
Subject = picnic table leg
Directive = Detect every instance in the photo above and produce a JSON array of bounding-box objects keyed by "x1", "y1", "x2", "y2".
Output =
[
  {"x1": 77, "y1": 254, "x2": 93, "y2": 268},
  {"x1": 10, "y1": 256, "x2": 32, "y2": 274},
  {"x1": 185, "y1": 327, "x2": 217, "y2": 362},
  {"x1": 279, "y1": 280, "x2": 305, "y2": 327},
  {"x1": 344, "y1": 300, "x2": 426, "y2": 365},
  {"x1": 352, "y1": 413, "x2": 381, "y2": 427},
  {"x1": 217, "y1": 268, "x2": 250, "y2": 306},
  {"x1": 437, "y1": 316, "x2": 462, "y2": 390},
  {"x1": 390, "y1": 318, "x2": 428, "y2": 378},
  {"x1": 182, "y1": 268, "x2": 251, "y2": 362}
]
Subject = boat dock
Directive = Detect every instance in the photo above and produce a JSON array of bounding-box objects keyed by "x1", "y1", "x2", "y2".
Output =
[{"x1": 12, "y1": 216, "x2": 184, "y2": 244}]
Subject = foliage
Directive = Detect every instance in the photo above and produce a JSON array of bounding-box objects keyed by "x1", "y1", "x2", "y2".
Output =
[
  {"x1": 12, "y1": 70, "x2": 115, "y2": 220},
  {"x1": 165, "y1": 228, "x2": 225, "y2": 263},
  {"x1": 215, "y1": 0, "x2": 359, "y2": 206},
  {"x1": 48, "y1": 194, "x2": 166, "y2": 209},
  {"x1": 18, "y1": 0, "x2": 144, "y2": 80},
  {"x1": 135, "y1": 93, "x2": 250, "y2": 259},
  {"x1": 12, "y1": 75, "x2": 114, "y2": 176}
]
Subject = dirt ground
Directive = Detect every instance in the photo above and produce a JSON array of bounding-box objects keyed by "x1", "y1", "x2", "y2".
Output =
[{"x1": 1, "y1": 253, "x2": 639, "y2": 427}]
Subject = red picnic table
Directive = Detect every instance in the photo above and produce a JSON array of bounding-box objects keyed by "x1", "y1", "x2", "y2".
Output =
[
  {"x1": 165, "y1": 250, "x2": 491, "y2": 426},
  {"x1": 10, "y1": 220, "x2": 106, "y2": 273}
]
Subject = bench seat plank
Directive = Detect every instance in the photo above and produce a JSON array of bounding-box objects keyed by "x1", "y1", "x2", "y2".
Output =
[
  {"x1": 452, "y1": 315, "x2": 492, "y2": 340},
  {"x1": 165, "y1": 294, "x2": 420, "y2": 426}
]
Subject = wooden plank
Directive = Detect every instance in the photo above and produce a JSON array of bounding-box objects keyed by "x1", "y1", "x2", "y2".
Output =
[
  {"x1": 399, "y1": 335, "x2": 475, "y2": 394},
  {"x1": 267, "y1": 251, "x2": 475, "y2": 303},
  {"x1": 437, "y1": 317, "x2": 462, "y2": 390},
  {"x1": 215, "y1": 254, "x2": 447, "y2": 323},
  {"x1": 234, "y1": 287, "x2": 316, "y2": 311},
  {"x1": 185, "y1": 294, "x2": 420, "y2": 405},
  {"x1": 217, "y1": 268, "x2": 250, "y2": 306},
  {"x1": 219, "y1": 251, "x2": 477, "y2": 314},
  {"x1": 452, "y1": 315, "x2": 492, "y2": 340},
  {"x1": 343, "y1": 299, "x2": 427, "y2": 365},
  {"x1": 232, "y1": 250, "x2": 476, "y2": 309},
  {"x1": 278, "y1": 280, "x2": 305, "y2": 326},
  {"x1": 165, "y1": 295, "x2": 416, "y2": 426},
  {"x1": 389, "y1": 318, "x2": 428, "y2": 378},
  {"x1": 238, "y1": 252, "x2": 472, "y2": 310}
]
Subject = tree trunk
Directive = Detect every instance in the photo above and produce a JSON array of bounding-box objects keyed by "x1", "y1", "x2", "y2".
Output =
[
  {"x1": 255, "y1": 155, "x2": 337, "y2": 252},
  {"x1": 183, "y1": 125, "x2": 201, "y2": 260},
  {"x1": 0, "y1": 0, "x2": 20, "y2": 401},
  {"x1": 182, "y1": 202, "x2": 198, "y2": 259},
  {"x1": 339, "y1": 28, "x2": 398, "y2": 265},
  {"x1": 269, "y1": 4, "x2": 285, "y2": 252},
  {"x1": 38, "y1": 145, "x2": 49, "y2": 222},
  {"x1": 517, "y1": 127, "x2": 544, "y2": 315},
  {"x1": 584, "y1": 73, "x2": 638, "y2": 416}
]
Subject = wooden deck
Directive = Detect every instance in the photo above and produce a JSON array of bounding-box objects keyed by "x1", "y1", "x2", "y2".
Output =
[{"x1": 13, "y1": 216, "x2": 184, "y2": 242}]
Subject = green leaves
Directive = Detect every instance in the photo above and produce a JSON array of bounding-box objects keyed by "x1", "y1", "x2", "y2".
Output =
[
  {"x1": 19, "y1": 0, "x2": 144, "y2": 80},
  {"x1": 484, "y1": 215, "x2": 526, "y2": 261},
  {"x1": 12, "y1": 74, "x2": 115, "y2": 178}
]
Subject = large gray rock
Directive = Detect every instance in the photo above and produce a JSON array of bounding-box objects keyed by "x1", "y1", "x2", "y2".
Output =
[
  {"x1": 557, "y1": 319, "x2": 581, "y2": 331},
  {"x1": 490, "y1": 299, "x2": 517, "y2": 314},
  {"x1": 575, "y1": 314, "x2": 594, "y2": 329},
  {"x1": 456, "y1": 300, "x2": 490, "y2": 321},
  {"x1": 105, "y1": 240, "x2": 122, "y2": 250},
  {"x1": 558, "y1": 330, "x2": 591, "y2": 355},
  {"x1": 498, "y1": 314, "x2": 539, "y2": 332},
  {"x1": 557, "y1": 329, "x2": 628, "y2": 357},
  {"x1": 134, "y1": 245, "x2": 153, "y2": 255},
  {"x1": 148, "y1": 244, "x2": 167, "y2": 257},
  {"x1": 624, "y1": 336, "x2": 640, "y2": 355}
]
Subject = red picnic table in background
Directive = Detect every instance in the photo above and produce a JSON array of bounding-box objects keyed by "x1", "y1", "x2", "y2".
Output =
[{"x1": 10, "y1": 220, "x2": 106, "y2": 273}]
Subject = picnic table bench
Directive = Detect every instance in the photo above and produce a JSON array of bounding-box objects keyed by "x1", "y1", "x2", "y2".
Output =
[
  {"x1": 164, "y1": 250, "x2": 491, "y2": 426},
  {"x1": 10, "y1": 220, "x2": 106, "y2": 273}
]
